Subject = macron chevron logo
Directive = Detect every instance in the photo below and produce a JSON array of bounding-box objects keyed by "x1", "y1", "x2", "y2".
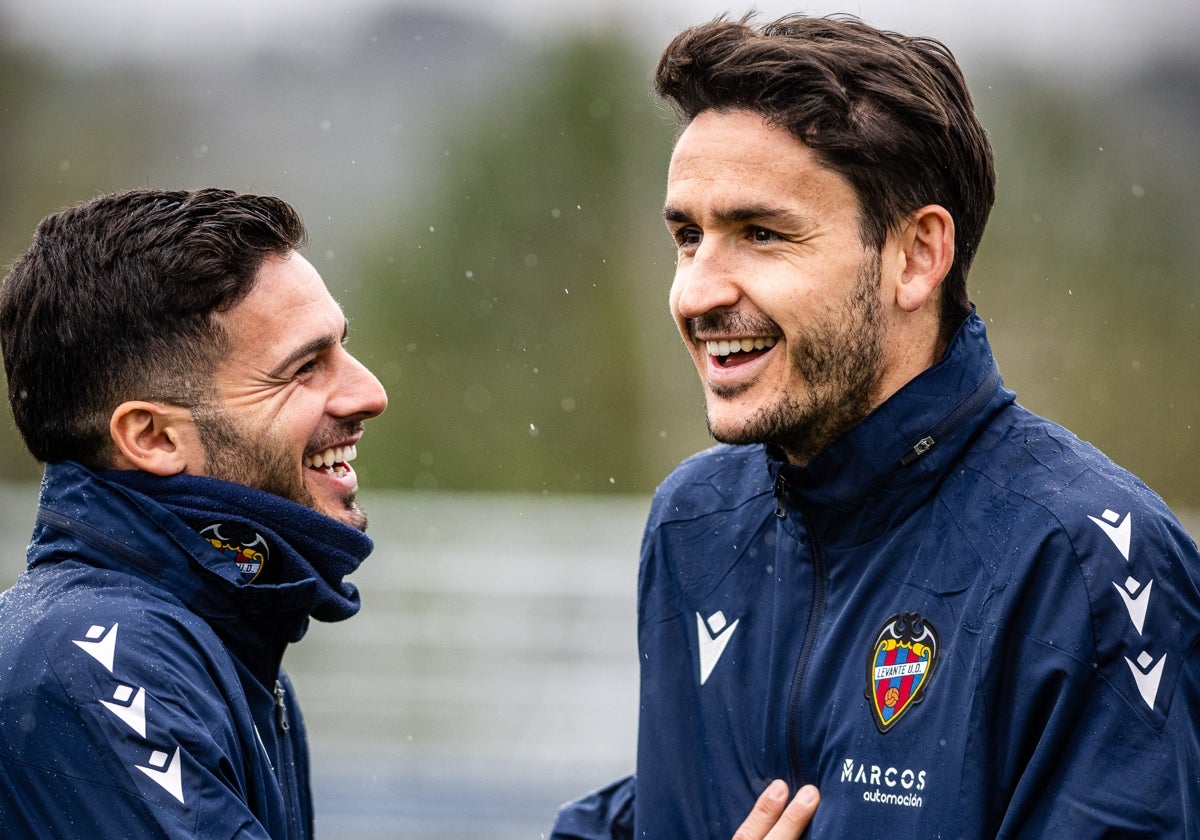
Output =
[
  {"x1": 71, "y1": 622, "x2": 188, "y2": 807},
  {"x1": 1091, "y1": 508, "x2": 1166, "y2": 710},
  {"x1": 73, "y1": 623, "x2": 119, "y2": 673},
  {"x1": 101, "y1": 685, "x2": 147, "y2": 738},
  {"x1": 1113, "y1": 577, "x2": 1154, "y2": 635},
  {"x1": 697, "y1": 611, "x2": 739, "y2": 685},
  {"x1": 137, "y1": 747, "x2": 185, "y2": 804},
  {"x1": 1125, "y1": 651, "x2": 1166, "y2": 710},
  {"x1": 1088, "y1": 509, "x2": 1131, "y2": 561}
]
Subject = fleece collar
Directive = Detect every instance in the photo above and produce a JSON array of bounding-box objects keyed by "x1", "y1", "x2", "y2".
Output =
[{"x1": 31, "y1": 462, "x2": 374, "y2": 677}]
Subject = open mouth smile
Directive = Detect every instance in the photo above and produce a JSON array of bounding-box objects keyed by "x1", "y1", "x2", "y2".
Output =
[
  {"x1": 706, "y1": 336, "x2": 778, "y2": 367},
  {"x1": 303, "y1": 444, "x2": 357, "y2": 478}
]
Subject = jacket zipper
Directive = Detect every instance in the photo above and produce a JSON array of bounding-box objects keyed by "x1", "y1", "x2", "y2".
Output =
[
  {"x1": 773, "y1": 366, "x2": 999, "y2": 784},
  {"x1": 274, "y1": 680, "x2": 291, "y2": 732},
  {"x1": 787, "y1": 521, "x2": 827, "y2": 789},
  {"x1": 274, "y1": 680, "x2": 302, "y2": 839},
  {"x1": 776, "y1": 478, "x2": 829, "y2": 789},
  {"x1": 900, "y1": 364, "x2": 1001, "y2": 465},
  {"x1": 36, "y1": 508, "x2": 164, "y2": 577}
]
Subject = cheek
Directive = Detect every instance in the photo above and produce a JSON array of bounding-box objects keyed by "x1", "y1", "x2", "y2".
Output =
[{"x1": 253, "y1": 397, "x2": 320, "y2": 446}]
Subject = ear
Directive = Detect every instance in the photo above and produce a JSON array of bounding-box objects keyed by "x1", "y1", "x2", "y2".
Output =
[
  {"x1": 109, "y1": 401, "x2": 203, "y2": 476},
  {"x1": 894, "y1": 205, "x2": 955, "y2": 313}
]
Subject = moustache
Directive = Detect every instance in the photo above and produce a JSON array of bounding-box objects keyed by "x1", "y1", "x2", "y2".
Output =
[
  {"x1": 307, "y1": 421, "x2": 365, "y2": 455},
  {"x1": 688, "y1": 310, "x2": 781, "y2": 340}
]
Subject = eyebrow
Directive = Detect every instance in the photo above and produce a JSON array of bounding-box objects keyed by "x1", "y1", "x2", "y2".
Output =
[
  {"x1": 267, "y1": 317, "x2": 350, "y2": 379},
  {"x1": 663, "y1": 204, "x2": 811, "y2": 229}
]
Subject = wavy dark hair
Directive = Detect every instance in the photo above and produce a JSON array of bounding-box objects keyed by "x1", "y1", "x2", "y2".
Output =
[
  {"x1": 655, "y1": 14, "x2": 996, "y2": 342},
  {"x1": 0, "y1": 188, "x2": 307, "y2": 467}
]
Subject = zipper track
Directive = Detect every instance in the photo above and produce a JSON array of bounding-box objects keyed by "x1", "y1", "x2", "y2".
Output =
[
  {"x1": 777, "y1": 364, "x2": 1000, "y2": 784},
  {"x1": 36, "y1": 508, "x2": 164, "y2": 577},
  {"x1": 785, "y1": 506, "x2": 827, "y2": 788},
  {"x1": 274, "y1": 680, "x2": 302, "y2": 839}
]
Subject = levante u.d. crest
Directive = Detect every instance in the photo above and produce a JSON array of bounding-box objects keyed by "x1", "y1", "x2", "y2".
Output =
[{"x1": 866, "y1": 612, "x2": 940, "y2": 732}]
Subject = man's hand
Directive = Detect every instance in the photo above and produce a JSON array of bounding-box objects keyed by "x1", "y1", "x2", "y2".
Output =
[{"x1": 732, "y1": 780, "x2": 820, "y2": 840}]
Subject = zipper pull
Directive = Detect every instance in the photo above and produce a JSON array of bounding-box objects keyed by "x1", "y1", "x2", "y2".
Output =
[
  {"x1": 900, "y1": 435, "x2": 935, "y2": 466},
  {"x1": 274, "y1": 680, "x2": 290, "y2": 732},
  {"x1": 774, "y1": 472, "x2": 788, "y2": 520}
]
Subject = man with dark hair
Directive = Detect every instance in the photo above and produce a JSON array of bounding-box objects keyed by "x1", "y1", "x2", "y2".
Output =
[
  {"x1": 554, "y1": 14, "x2": 1200, "y2": 839},
  {"x1": 0, "y1": 188, "x2": 387, "y2": 837}
]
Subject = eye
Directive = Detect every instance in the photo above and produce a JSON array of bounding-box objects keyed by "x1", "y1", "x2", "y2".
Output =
[
  {"x1": 749, "y1": 226, "x2": 780, "y2": 243},
  {"x1": 672, "y1": 227, "x2": 702, "y2": 249},
  {"x1": 293, "y1": 358, "x2": 319, "y2": 378}
]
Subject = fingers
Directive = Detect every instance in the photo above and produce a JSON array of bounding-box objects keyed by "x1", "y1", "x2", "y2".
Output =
[
  {"x1": 771, "y1": 784, "x2": 819, "y2": 838},
  {"x1": 732, "y1": 780, "x2": 820, "y2": 840},
  {"x1": 732, "y1": 780, "x2": 790, "y2": 840}
]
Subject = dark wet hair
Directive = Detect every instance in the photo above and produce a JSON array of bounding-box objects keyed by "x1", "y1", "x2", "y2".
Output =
[
  {"x1": 655, "y1": 14, "x2": 996, "y2": 340},
  {"x1": 0, "y1": 188, "x2": 307, "y2": 466}
]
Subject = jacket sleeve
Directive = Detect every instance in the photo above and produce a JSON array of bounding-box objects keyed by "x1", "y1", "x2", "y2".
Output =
[
  {"x1": 977, "y1": 504, "x2": 1200, "y2": 837},
  {"x1": 550, "y1": 775, "x2": 635, "y2": 840},
  {"x1": 0, "y1": 586, "x2": 281, "y2": 839}
]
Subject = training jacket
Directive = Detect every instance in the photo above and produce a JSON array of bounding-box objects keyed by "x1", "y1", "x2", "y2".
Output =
[
  {"x1": 0, "y1": 462, "x2": 352, "y2": 839},
  {"x1": 553, "y1": 312, "x2": 1200, "y2": 838}
]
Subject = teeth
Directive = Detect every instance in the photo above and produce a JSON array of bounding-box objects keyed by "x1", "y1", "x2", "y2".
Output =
[
  {"x1": 303, "y1": 444, "x2": 357, "y2": 469},
  {"x1": 706, "y1": 336, "x2": 777, "y2": 357}
]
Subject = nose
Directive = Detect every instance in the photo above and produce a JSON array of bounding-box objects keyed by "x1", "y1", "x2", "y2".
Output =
[
  {"x1": 671, "y1": 238, "x2": 742, "y2": 322},
  {"x1": 330, "y1": 350, "x2": 388, "y2": 420}
]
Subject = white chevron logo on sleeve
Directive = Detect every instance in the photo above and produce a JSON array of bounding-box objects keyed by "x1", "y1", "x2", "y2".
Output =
[
  {"x1": 1113, "y1": 576, "x2": 1154, "y2": 635},
  {"x1": 101, "y1": 685, "x2": 147, "y2": 738},
  {"x1": 1125, "y1": 650, "x2": 1166, "y2": 710},
  {"x1": 697, "y1": 611, "x2": 739, "y2": 685},
  {"x1": 136, "y1": 747, "x2": 185, "y2": 804},
  {"x1": 1088, "y1": 509, "x2": 1131, "y2": 561},
  {"x1": 72, "y1": 623, "x2": 119, "y2": 673}
]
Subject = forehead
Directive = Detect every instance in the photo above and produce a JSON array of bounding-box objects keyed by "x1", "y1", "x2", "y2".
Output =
[
  {"x1": 666, "y1": 109, "x2": 858, "y2": 216},
  {"x1": 219, "y1": 252, "x2": 344, "y2": 359},
  {"x1": 245, "y1": 251, "x2": 328, "y2": 302}
]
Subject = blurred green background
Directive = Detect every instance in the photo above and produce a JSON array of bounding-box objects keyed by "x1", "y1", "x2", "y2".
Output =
[
  {"x1": 1, "y1": 3, "x2": 1197, "y2": 835},
  {"x1": 1, "y1": 0, "x2": 1197, "y2": 506}
]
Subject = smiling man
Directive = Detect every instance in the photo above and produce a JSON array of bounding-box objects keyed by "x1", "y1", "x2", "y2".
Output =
[
  {"x1": 553, "y1": 14, "x2": 1200, "y2": 840},
  {"x1": 0, "y1": 189, "x2": 386, "y2": 837}
]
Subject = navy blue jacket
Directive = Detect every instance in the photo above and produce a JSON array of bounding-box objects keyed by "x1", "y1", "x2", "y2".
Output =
[
  {"x1": 554, "y1": 313, "x2": 1200, "y2": 838},
  {"x1": 0, "y1": 463, "x2": 362, "y2": 838}
]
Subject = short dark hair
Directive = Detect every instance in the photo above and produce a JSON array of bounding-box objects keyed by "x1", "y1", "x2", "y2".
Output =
[
  {"x1": 0, "y1": 188, "x2": 307, "y2": 467},
  {"x1": 655, "y1": 14, "x2": 995, "y2": 340}
]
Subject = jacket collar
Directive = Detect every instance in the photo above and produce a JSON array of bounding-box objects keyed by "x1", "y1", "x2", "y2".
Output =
[
  {"x1": 29, "y1": 461, "x2": 372, "y2": 682},
  {"x1": 769, "y1": 311, "x2": 1014, "y2": 546}
]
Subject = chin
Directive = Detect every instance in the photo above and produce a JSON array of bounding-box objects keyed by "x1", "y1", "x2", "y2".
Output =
[
  {"x1": 706, "y1": 416, "x2": 756, "y2": 446},
  {"x1": 705, "y1": 400, "x2": 762, "y2": 443},
  {"x1": 321, "y1": 498, "x2": 368, "y2": 532},
  {"x1": 342, "y1": 507, "x2": 369, "y2": 533}
]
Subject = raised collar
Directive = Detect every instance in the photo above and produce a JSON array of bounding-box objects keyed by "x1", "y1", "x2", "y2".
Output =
[
  {"x1": 769, "y1": 312, "x2": 1014, "y2": 547},
  {"x1": 29, "y1": 461, "x2": 373, "y2": 682}
]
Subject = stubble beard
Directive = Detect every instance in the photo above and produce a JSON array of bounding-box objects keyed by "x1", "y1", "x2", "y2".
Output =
[
  {"x1": 191, "y1": 405, "x2": 369, "y2": 532},
  {"x1": 704, "y1": 253, "x2": 886, "y2": 464}
]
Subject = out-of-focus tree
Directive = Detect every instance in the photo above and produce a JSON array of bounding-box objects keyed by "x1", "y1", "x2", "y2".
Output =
[
  {"x1": 355, "y1": 38, "x2": 1200, "y2": 501},
  {"x1": 354, "y1": 31, "x2": 706, "y2": 494},
  {"x1": 971, "y1": 61, "x2": 1200, "y2": 506},
  {"x1": 0, "y1": 15, "x2": 1196, "y2": 508},
  {"x1": 0, "y1": 43, "x2": 186, "y2": 483},
  {"x1": 0, "y1": 44, "x2": 50, "y2": 480}
]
